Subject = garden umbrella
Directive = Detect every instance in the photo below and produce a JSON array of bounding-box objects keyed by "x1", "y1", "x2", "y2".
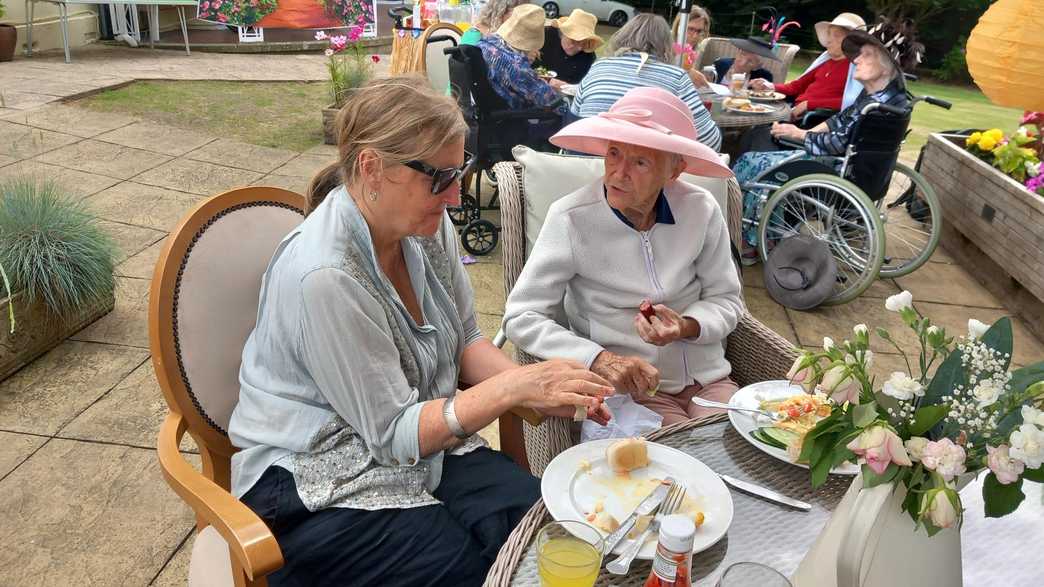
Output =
[{"x1": 966, "y1": 0, "x2": 1044, "y2": 111}]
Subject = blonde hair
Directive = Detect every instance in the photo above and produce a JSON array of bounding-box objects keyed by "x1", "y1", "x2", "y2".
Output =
[
  {"x1": 305, "y1": 76, "x2": 469, "y2": 214},
  {"x1": 672, "y1": 6, "x2": 711, "y2": 46}
]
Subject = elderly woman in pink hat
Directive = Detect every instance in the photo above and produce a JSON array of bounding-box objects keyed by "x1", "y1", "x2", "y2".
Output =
[{"x1": 503, "y1": 87, "x2": 744, "y2": 426}]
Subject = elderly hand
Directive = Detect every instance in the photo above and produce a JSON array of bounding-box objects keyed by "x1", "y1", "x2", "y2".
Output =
[
  {"x1": 790, "y1": 100, "x2": 809, "y2": 120},
  {"x1": 688, "y1": 69, "x2": 710, "y2": 89},
  {"x1": 749, "y1": 78, "x2": 773, "y2": 91},
  {"x1": 770, "y1": 122, "x2": 807, "y2": 143},
  {"x1": 548, "y1": 78, "x2": 566, "y2": 91},
  {"x1": 634, "y1": 303, "x2": 700, "y2": 346},
  {"x1": 505, "y1": 359, "x2": 613, "y2": 415},
  {"x1": 591, "y1": 350, "x2": 660, "y2": 397}
]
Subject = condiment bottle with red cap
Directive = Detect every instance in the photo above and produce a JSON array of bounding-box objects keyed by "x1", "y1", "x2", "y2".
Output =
[{"x1": 643, "y1": 514, "x2": 695, "y2": 587}]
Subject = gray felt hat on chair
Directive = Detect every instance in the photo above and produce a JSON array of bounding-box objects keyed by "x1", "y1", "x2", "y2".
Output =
[{"x1": 763, "y1": 235, "x2": 838, "y2": 310}]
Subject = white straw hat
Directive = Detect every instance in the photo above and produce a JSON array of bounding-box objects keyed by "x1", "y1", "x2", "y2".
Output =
[
  {"x1": 814, "y1": 13, "x2": 866, "y2": 47},
  {"x1": 497, "y1": 4, "x2": 547, "y2": 53}
]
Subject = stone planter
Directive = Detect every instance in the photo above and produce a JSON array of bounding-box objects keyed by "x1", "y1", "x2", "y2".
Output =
[
  {"x1": 920, "y1": 132, "x2": 1044, "y2": 331},
  {"x1": 322, "y1": 103, "x2": 339, "y2": 145},
  {"x1": 0, "y1": 290, "x2": 115, "y2": 381}
]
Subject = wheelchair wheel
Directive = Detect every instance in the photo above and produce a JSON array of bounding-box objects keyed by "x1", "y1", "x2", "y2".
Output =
[
  {"x1": 877, "y1": 162, "x2": 942, "y2": 278},
  {"x1": 757, "y1": 173, "x2": 885, "y2": 305},
  {"x1": 461, "y1": 219, "x2": 499, "y2": 256},
  {"x1": 448, "y1": 194, "x2": 480, "y2": 226}
]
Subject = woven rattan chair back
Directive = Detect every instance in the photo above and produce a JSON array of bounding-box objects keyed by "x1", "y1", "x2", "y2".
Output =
[{"x1": 697, "y1": 37, "x2": 800, "y2": 85}]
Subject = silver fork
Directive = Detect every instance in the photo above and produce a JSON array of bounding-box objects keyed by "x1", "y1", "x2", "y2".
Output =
[
  {"x1": 691, "y1": 396, "x2": 784, "y2": 422},
  {"x1": 605, "y1": 484, "x2": 687, "y2": 575}
]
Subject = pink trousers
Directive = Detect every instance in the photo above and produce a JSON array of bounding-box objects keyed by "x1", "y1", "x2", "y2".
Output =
[{"x1": 632, "y1": 377, "x2": 740, "y2": 427}]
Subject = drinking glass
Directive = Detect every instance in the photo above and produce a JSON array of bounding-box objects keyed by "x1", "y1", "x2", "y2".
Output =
[
  {"x1": 536, "y1": 520, "x2": 604, "y2": 587},
  {"x1": 702, "y1": 65, "x2": 718, "y2": 84},
  {"x1": 716, "y1": 562, "x2": 793, "y2": 587}
]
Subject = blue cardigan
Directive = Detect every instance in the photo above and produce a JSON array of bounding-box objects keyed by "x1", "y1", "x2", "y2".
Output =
[{"x1": 713, "y1": 57, "x2": 773, "y2": 84}]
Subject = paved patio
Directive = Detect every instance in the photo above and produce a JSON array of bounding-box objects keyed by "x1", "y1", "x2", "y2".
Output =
[{"x1": 1, "y1": 89, "x2": 1042, "y2": 583}]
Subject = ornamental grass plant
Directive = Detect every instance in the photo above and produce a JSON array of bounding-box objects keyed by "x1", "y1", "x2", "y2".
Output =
[{"x1": 0, "y1": 176, "x2": 116, "y2": 330}]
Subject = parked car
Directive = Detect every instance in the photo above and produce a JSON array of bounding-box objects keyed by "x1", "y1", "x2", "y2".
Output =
[{"x1": 535, "y1": 0, "x2": 635, "y2": 27}]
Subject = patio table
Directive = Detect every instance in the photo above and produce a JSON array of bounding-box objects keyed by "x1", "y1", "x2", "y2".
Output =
[{"x1": 484, "y1": 413, "x2": 1043, "y2": 586}]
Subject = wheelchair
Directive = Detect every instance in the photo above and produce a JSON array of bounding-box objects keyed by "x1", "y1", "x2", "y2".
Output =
[{"x1": 741, "y1": 93, "x2": 952, "y2": 305}]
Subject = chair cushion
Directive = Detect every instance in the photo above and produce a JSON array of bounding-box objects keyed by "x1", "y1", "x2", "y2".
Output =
[
  {"x1": 511, "y1": 146, "x2": 731, "y2": 256},
  {"x1": 188, "y1": 525, "x2": 234, "y2": 587}
]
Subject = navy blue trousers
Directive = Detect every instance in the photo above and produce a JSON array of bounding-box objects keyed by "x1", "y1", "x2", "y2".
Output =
[{"x1": 240, "y1": 448, "x2": 541, "y2": 586}]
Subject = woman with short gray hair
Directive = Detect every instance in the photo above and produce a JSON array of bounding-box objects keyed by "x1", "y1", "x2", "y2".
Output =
[{"x1": 570, "y1": 14, "x2": 722, "y2": 151}]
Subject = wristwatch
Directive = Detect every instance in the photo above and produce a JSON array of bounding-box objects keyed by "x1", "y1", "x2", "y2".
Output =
[{"x1": 442, "y1": 395, "x2": 469, "y2": 440}]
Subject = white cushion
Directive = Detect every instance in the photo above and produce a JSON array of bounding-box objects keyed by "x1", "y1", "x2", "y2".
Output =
[
  {"x1": 188, "y1": 525, "x2": 234, "y2": 587},
  {"x1": 511, "y1": 146, "x2": 731, "y2": 255}
]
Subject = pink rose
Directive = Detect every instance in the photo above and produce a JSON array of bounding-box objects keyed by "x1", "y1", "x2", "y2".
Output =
[
  {"x1": 217, "y1": 13, "x2": 227, "y2": 22},
  {"x1": 921, "y1": 488, "x2": 959, "y2": 529},
  {"x1": 200, "y1": 1, "x2": 209, "y2": 10},
  {"x1": 820, "y1": 365, "x2": 859, "y2": 405},
  {"x1": 786, "y1": 355, "x2": 816, "y2": 393},
  {"x1": 920, "y1": 438, "x2": 967, "y2": 481},
  {"x1": 986, "y1": 444, "x2": 1025, "y2": 485},
  {"x1": 846, "y1": 425, "x2": 912, "y2": 475},
  {"x1": 212, "y1": 0, "x2": 221, "y2": 9}
]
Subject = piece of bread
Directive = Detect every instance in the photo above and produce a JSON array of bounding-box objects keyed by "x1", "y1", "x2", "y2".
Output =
[{"x1": 607, "y1": 437, "x2": 649, "y2": 474}]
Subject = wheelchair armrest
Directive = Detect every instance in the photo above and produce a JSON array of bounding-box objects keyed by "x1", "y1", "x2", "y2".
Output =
[
  {"x1": 800, "y1": 108, "x2": 836, "y2": 129},
  {"x1": 776, "y1": 136, "x2": 805, "y2": 150}
]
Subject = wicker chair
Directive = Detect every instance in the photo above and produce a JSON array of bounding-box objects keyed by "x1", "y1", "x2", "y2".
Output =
[
  {"x1": 696, "y1": 37, "x2": 801, "y2": 85},
  {"x1": 492, "y1": 154, "x2": 798, "y2": 476}
]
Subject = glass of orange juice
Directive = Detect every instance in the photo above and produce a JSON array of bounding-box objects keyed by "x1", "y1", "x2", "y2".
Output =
[{"x1": 536, "y1": 520, "x2": 604, "y2": 587}]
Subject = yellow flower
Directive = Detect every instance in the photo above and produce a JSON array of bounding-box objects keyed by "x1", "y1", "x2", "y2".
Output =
[
  {"x1": 966, "y1": 132, "x2": 982, "y2": 146},
  {"x1": 986, "y1": 128, "x2": 1004, "y2": 142},
  {"x1": 978, "y1": 136, "x2": 998, "y2": 151}
]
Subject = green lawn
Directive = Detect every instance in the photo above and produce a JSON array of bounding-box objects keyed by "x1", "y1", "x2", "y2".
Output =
[
  {"x1": 786, "y1": 57, "x2": 1022, "y2": 155},
  {"x1": 74, "y1": 81, "x2": 331, "y2": 152}
]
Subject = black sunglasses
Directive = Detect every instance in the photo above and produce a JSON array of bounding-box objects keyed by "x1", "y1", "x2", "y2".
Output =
[{"x1": 402, "y1": 152, "x2": 475, "y2": 195}]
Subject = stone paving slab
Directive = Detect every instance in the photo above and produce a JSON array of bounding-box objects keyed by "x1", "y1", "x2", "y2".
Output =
[
  {"x1": 0, "y1": 439, "x2": 195, "y2": 586},
  {"x1": 895, "y1": 261, "x2": 1004, "y2": 309},
  {"x1": 0, "y1": 160, "x2": 122, "y2": 200},
  {"x1": 0, "y1": 431, "x2": 47, "y2": 479},
  {"x1": 0, "y1": 341, "x2": 147, "y2": 435},
  {"x1": 186, "y1": 138, "x2": 299, "y2": 174},
  {"x1": 788, "y1": 296, "x2": 913, "y2": 354},
  {"x1": 35, "y1": 139, "x2": 173, "y2": 179},
  {"x1": 466, "y1": 262, "x2": 507, "y2": 316},
  {"x1": 917, "y1": 302, "x2": 1044, "y2": 368},
  {"x1": 270, "y1": 153, "x2": 334, "y2": 178},
  {"x1": 95, "y1": 120, "x2": 216, "y2": 157},
  {"x1": 253, "y1": 173, "x2": 312, "y2": 196},
  {"x1": 87, "y1": 181, "x2": 205, "y2": 231},
  {"x1": 116, "y1": 237, "x2": 168, "y2": 280},
  {"x1": 71, "y1": 277, "x2": 152, "y2": 349},
  {"x1": 152, "y1": 532, "x2": 193, "y2": 587},
  {"x1": 0, "y1": 120, "x2": 81, "y2": 160},
  {"x1": 133, "y1": 158, "x2": 263, "y2": 196},
  {"x1": 0, "y1": 104, "x2": 139, "y2": 138},
  {"x1": 96, "y1": 219, "x2": 167, "y2": 264},
  {"x1": 743, "y1": 286, "x2": 800, "y2": 346}
]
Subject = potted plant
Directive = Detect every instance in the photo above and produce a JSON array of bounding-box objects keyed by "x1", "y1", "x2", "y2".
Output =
[
  {"x1": 0, "y1": 1, "x2": 18, "y2": 63},
  {"x1": 0, "y1": 176, "x2": 117, "y2": 380},
  {"x1": 317, "y1": 26, "x2": 380, "y2": 145}
]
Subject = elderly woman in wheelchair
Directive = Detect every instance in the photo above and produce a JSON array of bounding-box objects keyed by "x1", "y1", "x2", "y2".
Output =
[
  {"x1": 503, "y1": 87, "x2": 744, "y2": 427},
  {"x1": 731, "y1": 23, "x2": 944, "y2": 304},
  {"x1": 227, "y1": 77, "x2": 614, "y2": 586}
]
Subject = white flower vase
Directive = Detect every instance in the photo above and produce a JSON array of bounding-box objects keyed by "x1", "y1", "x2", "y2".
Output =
[{"x1": 792, "y1": 472, "x2": 975, "y2": 587}]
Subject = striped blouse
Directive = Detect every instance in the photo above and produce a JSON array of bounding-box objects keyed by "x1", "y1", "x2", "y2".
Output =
[{"x1": 570, "y1": 53, "x2": 722, "y2": 152}]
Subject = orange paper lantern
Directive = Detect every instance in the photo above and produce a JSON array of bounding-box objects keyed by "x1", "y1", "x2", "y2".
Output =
[{"x1": 966, "y1": 0, "x2": 1044, "y2": 112}]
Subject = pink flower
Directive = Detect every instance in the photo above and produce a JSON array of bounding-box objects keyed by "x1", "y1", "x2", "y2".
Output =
[
  {"x1": 217, "y1": 13, "x2": 227, "y2": 22},
  {"x1": 846, "y1": 425, "x2": 912, "y2": 475},
  {"x1": 212, "y1": 0, "x2": 221, "y2": 9},
  {"x1": 786, "y1": 355, "x2": 816, "y2": 393},
  {"x1": 200, "y1": 1, "x2": 209, "y2": 10},
  {"x1": 324, "y1": 48, "x2": 334, "y2": 57},
  {"x1": 347, "y1": 25, "x2": 363, "y2": 42},
  {"x1": 820, "y1": 365, "x2": 860, "y2": 405},
  {"x1": 986, "y1": 444, "x2": 1025, "y2": 485},
  {"x1": 920, "y1": 438, "x2": 967, "y2": 481},
  {"x1": 371, "y1": 54, "x2": 380, "y2": 63},
  {"x1": 314, "y1": 30, "x2": 328, "y2": 41},
  {"x1": 921, "y1": 488, "x2": 959, "y2": 529}
]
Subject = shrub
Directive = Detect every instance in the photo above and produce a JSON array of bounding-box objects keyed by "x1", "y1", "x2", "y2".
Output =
[
  {"x1": 0, "y1": 177, "x2": 116, "y2": 323},
  {"x1": 934, "y1": 36, "x2": 970, "y2": 83}
]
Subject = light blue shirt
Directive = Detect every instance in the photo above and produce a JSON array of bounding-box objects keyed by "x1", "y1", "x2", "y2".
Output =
[{"x1": 228, "y1": 187, "x2": 484, "y2": 510}]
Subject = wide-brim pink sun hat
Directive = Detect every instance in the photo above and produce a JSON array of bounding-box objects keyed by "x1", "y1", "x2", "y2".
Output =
[{"x1": 550, "y1": 86, "x2": 733, "y2": 178}]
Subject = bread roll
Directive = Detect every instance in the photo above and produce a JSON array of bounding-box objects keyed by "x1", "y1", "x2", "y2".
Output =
[{"x1": 607, "y1": 437, "x2": 649, "y2": 474}]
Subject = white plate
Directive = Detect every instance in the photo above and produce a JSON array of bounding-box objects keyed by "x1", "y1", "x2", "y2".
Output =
[
  {"x1": 729, "y1": 380, "x2": 859, "y2": 475},
  {"x1": 559, "y1": 83, "x2": 578, "y2": 97},
  {"x1": 541, "y1": 439, "x2": 733, "y2": 559},
  {"x1": 723, "y1": 102, "x2": 778, "y2": 115},
  {"x1": 748, "y1": 91, "x2": 786, "y2": 102}
]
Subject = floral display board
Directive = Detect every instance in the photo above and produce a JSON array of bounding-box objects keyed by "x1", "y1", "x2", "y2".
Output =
[{"x1": 197, "y1": 0, "x2": 377, "y2": 33}]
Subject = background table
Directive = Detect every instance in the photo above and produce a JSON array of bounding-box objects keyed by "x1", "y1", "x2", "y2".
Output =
[
  {"x1": 484, "y1": 414, "x2": 1044, "y2": 586},
  {"x1": 710, "y1": 101, "x2": 791, "y2": 162}
]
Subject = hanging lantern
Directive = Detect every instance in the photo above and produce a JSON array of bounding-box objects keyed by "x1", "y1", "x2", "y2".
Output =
[{"x1": 966, "y1": 0, "x2": 1044, "y2": 112}]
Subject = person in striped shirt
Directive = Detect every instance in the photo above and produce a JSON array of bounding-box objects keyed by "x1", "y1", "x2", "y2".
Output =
[{"x1": 569, "y1": 14, "x2": 722, "y2": 152}]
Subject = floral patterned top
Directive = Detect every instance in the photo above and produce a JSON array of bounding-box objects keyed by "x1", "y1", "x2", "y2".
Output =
[{"x1": 477, "y1": 34, "x2": 566, "y2": 114}]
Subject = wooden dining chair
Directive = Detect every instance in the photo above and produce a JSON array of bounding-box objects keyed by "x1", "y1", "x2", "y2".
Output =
[{"x1": 151, "y1": 186, "x2": 306, "y2": 586}]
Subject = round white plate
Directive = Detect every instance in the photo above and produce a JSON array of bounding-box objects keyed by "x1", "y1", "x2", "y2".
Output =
[
  {"x1": 724, "y1": 102, "x2": 778, "y2": 114},
  {"x1": 541, "y1": 439, "x2": 733, "y2": 559},
  {"x1": 729, "y1": 380, "x2": 860, "y2": 475},
  {"x1": 748, "y1": 91, "x2": 786, "y2": 102}
]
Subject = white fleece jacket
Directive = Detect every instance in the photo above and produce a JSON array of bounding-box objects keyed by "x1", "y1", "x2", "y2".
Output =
[{"x1": 503, "y1": 178, "x2": 744, "y2": 394}]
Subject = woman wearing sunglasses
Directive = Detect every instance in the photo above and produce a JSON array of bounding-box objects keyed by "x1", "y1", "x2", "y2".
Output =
[{"x1": 227, "y1": 76, "x2": 613, "y2": 586}]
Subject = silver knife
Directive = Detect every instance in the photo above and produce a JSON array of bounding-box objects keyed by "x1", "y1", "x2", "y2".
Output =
[
  {"x1": 601, "y1": 476, "x2": 674, "y2": 555},
  {"x1": 719, "y1": 474, "x2": 811, "y2": 511}
]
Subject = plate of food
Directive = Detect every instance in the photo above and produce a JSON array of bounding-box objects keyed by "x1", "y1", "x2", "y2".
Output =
[
  {"x1": 541, "y1": 437, "x2": 733, "y2": 559},
  {"x1": 748, "y1": 90, "x2": 787, "y2": 102},
  {"x1": 723, "y1": 98, "x2": 778, "y2": 114},
  {"x1": 729, "y1": 380, "x2": 859, "y2": 475},
  {"x1": 559, "y1": 83, "x2": 579, "y2": 97},
  {"x1": 535, "y1": 66, "x2": 557, "y2": 80}
]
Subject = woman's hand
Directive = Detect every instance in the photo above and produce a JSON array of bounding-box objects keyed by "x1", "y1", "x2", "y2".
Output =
[
  {"x1": 634, "y1": 304, "x2": 700, "y2": 346},
  {"x1": 770, "y1": 122, "x2": 807, "y2": 143},
  {"x1": 688, "y1": 69, "x2": 710, "y2": 88},
  {"x1": 749, "y1": 78, "x2": 774, "y2": 91},
  {"x1": 790, "y1": 100, "x2": 809, "y2": 120},
  {"x1": 503, "y1": 359, "x2": 613, "y2": 413},
  {"x1": 548, "y1": 78, "x2": 566, "y2": 91},
  {"x1": 591, "y1": 351, "x2": 660, "y2": 397}
]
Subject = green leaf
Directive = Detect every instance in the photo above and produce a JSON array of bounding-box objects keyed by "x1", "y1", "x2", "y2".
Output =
[
  {"x1": 1022, "y1": 465, "x2": 1044, "y2": 483},
  {"x1": 875, "y1": 327, "x2": 892, "y2": 341},
  {"x1": 862, "y1": 463, "x2": 901, "y2": 488},
  {"x1": 852, "y1": 402, "x2": 879, "y2": 428},
  {"x1": 908, "y1": 405, "x2": 950, "y2": 437},
  {"x1": 980, "y1": 317, "x2": 1013, "y2": 371},
  {"x1": 923, "y1": 350, "x2": 966, "y2": 431},
  {"x1": 983, "y1": 473, "x2": 1025, "y2": 518},
  {"x1": 811, "y1": 443, "x2": 836, "y2": 488}
]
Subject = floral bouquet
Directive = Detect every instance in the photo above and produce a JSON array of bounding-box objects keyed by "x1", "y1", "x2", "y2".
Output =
[
  {"x1": 787, "y1": 291, "x2": 1044, "y2": 535},
  {"x1": 317, "y1": 27, "x2": 380, "y2": 107},
  {"x1": 965, "y1": 126, "x2": 1041, "y2": 184},
  {"x1": 197, "y1": 0, "x2": 277, "y2": 27}
]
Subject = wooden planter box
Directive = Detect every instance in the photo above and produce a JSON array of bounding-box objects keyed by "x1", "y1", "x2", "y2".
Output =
[
  {"x1": 322, "y1": 103, "x2": 339, "y2": 145},
  {"x1": 0, "y1": 290, "x2": 115, "y2": 381},
  {"x1": 920, "y1": 133, "x2": 1044, "y2": 331}
]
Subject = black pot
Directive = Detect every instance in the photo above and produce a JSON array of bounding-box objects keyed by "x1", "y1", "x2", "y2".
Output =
[{"x1": 0, "y1": 24, "x2": 16, "y2": 63}]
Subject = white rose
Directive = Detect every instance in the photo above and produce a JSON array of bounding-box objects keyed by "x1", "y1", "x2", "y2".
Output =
[
  {"x1": 905, "y1": 437, "x2": 929, "y2": 462},
  {"x1": 823, "y1": 337, "x2": 835, "y2": 351},
  {"x1": 920, "y1": 438, "x2": 967, "y2": 480},
  {"x1": 854, "y1": 323, "x2": 868, "y2": 336},
  {"x1": 885, "y1": 290, "x2": 913, "y2": 312},
  {"x1": 972, "y1": 380, "x2": 1004, "y2": 408},
  {"x1": 1010, "y1": 423, "x2": 1044, "y2": 469},
  {"x1": 1021, "y1": 405, "x2": 1044, "y2": 428},
  {"x1": 882, "y1": 371, "x2": 923, "y2": 401},
  {"x1": 968, "y1": 318, "x2": 990, "y2": 340},
  {"x1": 862, "y1": 350, "x2": 874, "y2": 368},
  {"x1": 927, "y1": 325, "x2": 941, "y2": 336}
]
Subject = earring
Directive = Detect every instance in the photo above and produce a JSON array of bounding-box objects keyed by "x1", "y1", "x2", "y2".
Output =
[{"x1": 368, "y1": 190, "x2": 378, "y2": 202}]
